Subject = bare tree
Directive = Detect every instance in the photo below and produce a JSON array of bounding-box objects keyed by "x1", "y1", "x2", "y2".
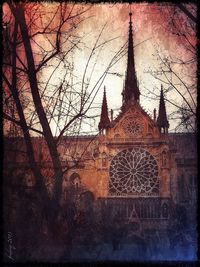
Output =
[
  {"x1": 3, "y1": 2, "x2": 128, "y2": 256},
  {"x1": 145, "y1": 3, "x2": 197, "y2": 132}
]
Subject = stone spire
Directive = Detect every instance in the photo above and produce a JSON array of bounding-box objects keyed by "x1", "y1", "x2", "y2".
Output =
[
  {"x1": 157, "y1": 85, "x2": 169, "y2": 133},
  {"x1": 98, "y1": 86, "x2": 110, "y2": 132},
  {"x1": 122, "y1": 12, "x2": 140, "y2": 106}
]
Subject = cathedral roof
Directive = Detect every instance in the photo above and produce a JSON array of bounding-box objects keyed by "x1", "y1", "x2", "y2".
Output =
[{"x1": 110, "y1": 100, "x2": 156, "y2": 129}]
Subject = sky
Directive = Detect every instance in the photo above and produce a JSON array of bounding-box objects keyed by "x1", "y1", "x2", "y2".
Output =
[
  {"x1": 68, "y1": 3, "x2": 197, "y2": 134},
  {"x1": 3, "y1": 2, "x2": 197, "y2": 136}
]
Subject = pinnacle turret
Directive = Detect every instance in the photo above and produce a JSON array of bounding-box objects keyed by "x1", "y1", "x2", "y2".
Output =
[
  {"x1": 99, "y1": 86, "x2": 110, "y2": 133},
  {"x1": 157, "y1": 85, "x2": 169, "y2": 133}
]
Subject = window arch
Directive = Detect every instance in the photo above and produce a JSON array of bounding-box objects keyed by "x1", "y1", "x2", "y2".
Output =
[
  {"x1": 161, "y1": 202, "x2": 169, "y2": 218},
  {"x1": 24, "y1": 171, "x2": 35, "y2": 188},
  {"x1": 102, "y1": 152, "x2": 107, "y2": 167},
  {"x1": 69, "y1": 172, "x2": 81, "y2": 189},
  {"x1": 162, "y1": 151, "x2": 168, "y2": 167},
  {"x1": 114, "y1": 134, "x2": 121, "y2": 139},
  {"x1": 93, "y1": 147, "x2": 100, "y2": 159}
]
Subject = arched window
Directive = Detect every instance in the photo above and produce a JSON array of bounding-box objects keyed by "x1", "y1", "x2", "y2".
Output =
[
  {"x1": 93, "y1": 148, "x2": 99, "y2": 159},
  {"x1": 161, "y1": 203, "x2": 169, "y2": 218},
  {"x1": 102, "y1": 152, "x2": 107, "y2": 167},
  {"x1": 24, "y1": 171, "x2": 35, "y2": 188},
  {"x1": 162, "y1": 151, "x2": 168, "y2": 167},
  {"x1": 148, "y1": 124, "x2": 153, "y2": 134},
  {"x1": 69, "y1": 172, "x2": 81, "y2": 189}
]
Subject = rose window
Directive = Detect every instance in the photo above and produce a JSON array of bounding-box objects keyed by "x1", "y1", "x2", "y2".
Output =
[
  {"x1": 109, "y1": 148, "x2": 159, "y2": 196},
  {"x1": 122, "y1": 117, "x2": 143, "y2": 135}
]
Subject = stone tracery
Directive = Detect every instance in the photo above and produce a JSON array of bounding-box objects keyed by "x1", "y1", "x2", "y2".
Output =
[
  {"x1": 109, "y1": 148, "x2": 159, "y2": 196},
  {"x1": 122, "y1": 116, "x2": 144, "y2": 136}
]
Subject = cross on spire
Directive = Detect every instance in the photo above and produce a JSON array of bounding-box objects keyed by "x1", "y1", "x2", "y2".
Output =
[{"x1": 129, "y1": 2, "x2": 132, "y2": 15}]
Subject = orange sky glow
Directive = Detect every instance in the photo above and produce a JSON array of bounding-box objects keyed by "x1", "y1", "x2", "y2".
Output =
[{"x1": 3, "y1": 2, "x2": 197, "y2": 135}]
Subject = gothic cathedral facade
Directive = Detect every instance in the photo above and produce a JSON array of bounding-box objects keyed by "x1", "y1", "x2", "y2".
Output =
[{"x1": 62, "y1": 13, "x2": 180, "y2": 228}]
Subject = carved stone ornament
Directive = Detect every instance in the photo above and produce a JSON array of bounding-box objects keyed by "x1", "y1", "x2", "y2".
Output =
[
  {"x1": 122, "y1": 116, "x2": 144, "y2": 136},
  {"x1": 109, "y1": 148, "x2": 159, "y2": 196}
]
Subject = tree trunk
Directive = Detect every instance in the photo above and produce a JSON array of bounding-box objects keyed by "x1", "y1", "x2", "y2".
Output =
[
  {"x1": 7, "y1": 19, "x2": 49, "y2": 205},
  {"x1": 9, "y1": 3, "x2": 63, "y2": 206}
]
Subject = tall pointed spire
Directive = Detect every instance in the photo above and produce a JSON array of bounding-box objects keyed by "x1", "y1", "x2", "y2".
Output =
[
  {"x1": 122, "y1": 11, "x2": 140, "y2": 106},
  {"x1": 99, "y1": 86, "x2": 110, "y2": 132},
  {"x1": 157, "y1": 85, "x2": 169, "y2": 133}
]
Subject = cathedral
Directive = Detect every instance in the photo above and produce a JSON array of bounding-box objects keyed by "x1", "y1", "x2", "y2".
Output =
[
  {"x1": 4, "y1": 11, "x2": 197, "y2": 261},
  {"x1": 58, "y1": 12, "x2": 197, "y2": 228}
]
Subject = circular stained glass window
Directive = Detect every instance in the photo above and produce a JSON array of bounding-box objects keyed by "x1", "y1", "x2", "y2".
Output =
[
  {"x1": 109, "y1": 148, "x2": 159, "y2": 196},
  {"x1": 122, "y1": 117, "x2": 143, "y2": 136}
]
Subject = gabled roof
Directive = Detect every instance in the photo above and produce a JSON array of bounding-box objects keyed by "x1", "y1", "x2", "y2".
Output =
[{"x1": 110, "y1": 101, "x2": 156, "y2": 129}]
